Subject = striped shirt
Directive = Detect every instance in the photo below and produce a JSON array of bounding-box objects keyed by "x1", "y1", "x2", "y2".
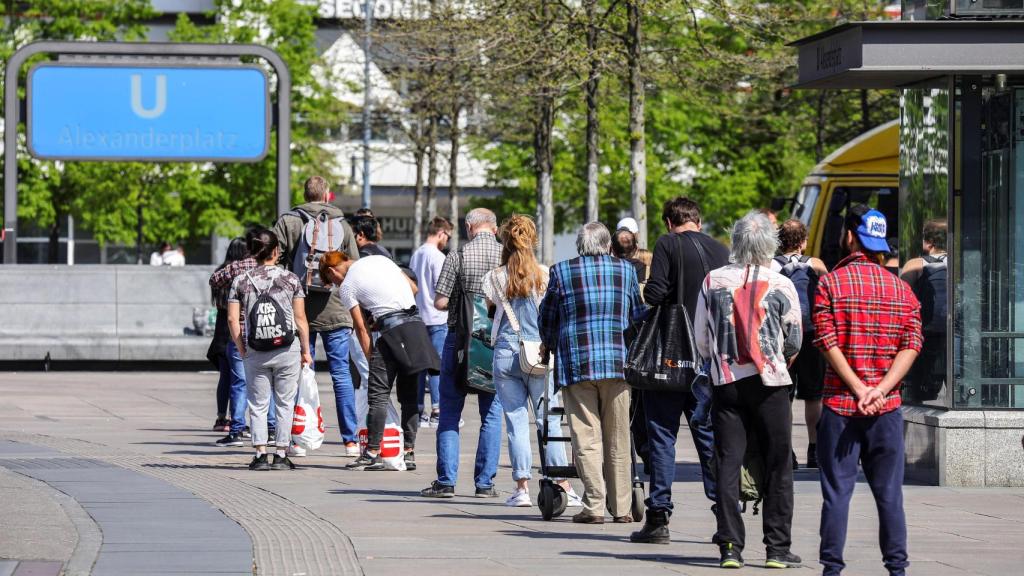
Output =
[
  {"x1": 539, "y1": 255, "x2": 646, "y2": 390},
  {"x1": 813, "y1": 252, "x2": 923, "y2": 417}
]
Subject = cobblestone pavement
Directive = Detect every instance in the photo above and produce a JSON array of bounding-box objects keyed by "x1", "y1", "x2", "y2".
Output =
[{"x1": 0, "y1": 371, "x2": 1022, "y2": 576}]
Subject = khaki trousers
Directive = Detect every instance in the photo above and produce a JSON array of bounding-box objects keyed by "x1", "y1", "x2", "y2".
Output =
[{"x1": 562, "y1": 378, "x2": 632, "y2": 518}]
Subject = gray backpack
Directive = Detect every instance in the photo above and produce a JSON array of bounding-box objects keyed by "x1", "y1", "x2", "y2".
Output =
[{"x1": 290, "y1": 208, "x2": 346, "y2": 293}]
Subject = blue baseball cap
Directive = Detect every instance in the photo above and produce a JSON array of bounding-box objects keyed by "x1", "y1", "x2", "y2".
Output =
[{"x1": 854, "y1": 209, "x2": 890, "y2": 253}]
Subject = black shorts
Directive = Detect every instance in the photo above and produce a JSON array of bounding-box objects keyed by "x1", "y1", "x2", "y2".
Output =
[{"x1": 789, "y1": 336, "x2": 825, "y2": 401}]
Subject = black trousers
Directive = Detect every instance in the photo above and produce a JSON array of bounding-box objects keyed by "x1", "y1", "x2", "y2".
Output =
[
  {"x1": 366, "y1": 345, "x2": 420, "y2": 451},
  {"x1": 712, "y1": 375, "x2": 794, "y2": 555}
]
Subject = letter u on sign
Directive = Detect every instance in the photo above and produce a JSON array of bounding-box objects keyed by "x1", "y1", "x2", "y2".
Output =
[{"x1": 130, "y1": 74, "x2": 167, "y2": 119}]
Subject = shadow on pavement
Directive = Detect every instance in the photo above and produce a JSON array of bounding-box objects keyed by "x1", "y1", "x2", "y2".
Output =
[
  {"x1": 499, "y1": 529, "x2": 706, "y2": 545},
  {"x1": 560, "y1": 549, "x2": 719, "y2": 568},
  {"x1": 142, "y1": 462, "x2": 247, "y2": 471}
]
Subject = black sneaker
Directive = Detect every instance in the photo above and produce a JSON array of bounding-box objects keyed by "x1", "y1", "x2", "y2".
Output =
[
  {"x1": 720, "y1": 543, "x2": 744, "y2": 569},
  {"x1": 216, "y1": 433, "x2": 244, "y2": 447},
  {"x1": 346, "y1": 451, "x2": 380, "y2": 470},
  {"x1": 792, "y1": 450, "x2": 799, "y2": 471},
  {"x1": 420, "y1": 481, "x2": 455, "y2": 498},
  {"x1": 270, "y1": 454, "x2": 296, "y2": 471},
  {"x1": 765, "y1": 551, "x2": 802, "y2": 569},
  {"x1": 806, "y1": 444, "x2": 819, "y2": 469},
  {"x1": 248, "y1": 454, "x2": 270, "y2": 471},
  {"x1": 404, "y1": 451, "x2": 416, "y2": 471},
  {"x1": 363, "y1": 453, "x2": 388, "y2": 471},
  {"x1": 475, "y1": 486, "x2": 498, "y2": 498},
  {"x1": 267, "y1": 426, "x2": 276, "y2": 441}
]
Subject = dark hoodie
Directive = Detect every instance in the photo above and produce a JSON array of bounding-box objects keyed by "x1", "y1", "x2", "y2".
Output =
[{"x1": 273, "y1": 202, "x2": 360, "y2": 332}]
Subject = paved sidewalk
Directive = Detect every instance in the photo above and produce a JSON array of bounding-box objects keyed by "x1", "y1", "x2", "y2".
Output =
[{"x1": 0, "y1": 371, "x2": 1022, "y2": 575}]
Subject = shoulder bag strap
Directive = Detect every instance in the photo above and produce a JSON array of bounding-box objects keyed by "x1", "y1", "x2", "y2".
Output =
[
  {"x1": 245, "y1": 271, "x2": 263, "y2": 297},
  {"x1": 491, "y1": 271, "x2": 521, "y2": 334},
  {"x1": 673, "y1": 234, "x2": 687, "y2": 306},
  {"x1": 684, "y1": 232, "x2": 711, "y2": 277}
]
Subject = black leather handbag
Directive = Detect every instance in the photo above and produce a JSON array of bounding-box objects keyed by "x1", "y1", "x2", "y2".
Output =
[{"x1": 625, "y1": 234, "x2": 700, "y2": 392}]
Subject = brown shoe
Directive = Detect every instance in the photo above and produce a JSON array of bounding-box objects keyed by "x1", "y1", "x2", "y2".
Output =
[
  {"x1": 572, "y1": 511, "x2": 605, "y2": 524},
  {"x1": 613, "y1": 514, "x2": 634, "y2": 523}
]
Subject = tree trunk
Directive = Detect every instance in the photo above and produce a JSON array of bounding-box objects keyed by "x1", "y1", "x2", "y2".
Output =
[
  {"x1": 627, "y1": 1, "x2": 647, "y2": 249},
  {"x1": 584, "y1": 0, "x2": 600, "y2": 224},
  {"x1": 426, "y1": 114, "x2": 438, "y2": 221},
  {"x1": 815, "y1": 90, "x2": 828, "y2": 162},
  {"x1": 413, "y1": 143, "x2": 425, "y2": 246},
  {"x1": 47, "y1": 213, "x2": 61, "y2": 264},
  {"x1": 860, "y1": 89, "x2": 870, "y2": 134},
  {"x1": 534, "y1": 93, "x2": 555, "y2": 264},
  {"x1": 448, "y1": 104, "x2": 462, "y2": 249},
  {"x1": 135, "y1": 201, "x2": 145, "y2": 265}
]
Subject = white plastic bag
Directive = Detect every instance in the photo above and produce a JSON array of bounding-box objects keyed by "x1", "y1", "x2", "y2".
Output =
[
  {"x1": 291, "y1": 366, "x2": 325, "y2": 451},
  {"x1": 356, "y1": 392, "x2": 406, "y2": 471}
]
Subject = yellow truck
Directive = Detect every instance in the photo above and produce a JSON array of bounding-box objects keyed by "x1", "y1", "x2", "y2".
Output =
[{"x1": 773, "y1": 119, "x2": 899, "y2": 270}]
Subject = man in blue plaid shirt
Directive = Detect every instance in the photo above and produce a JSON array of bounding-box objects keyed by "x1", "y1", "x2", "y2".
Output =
[{"x1": 540, "y1": 222, "x2": 646, "y2": 524}]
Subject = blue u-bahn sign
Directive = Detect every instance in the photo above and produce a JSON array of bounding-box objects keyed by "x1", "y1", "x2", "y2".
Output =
[{"x1": 27, "y1": 64, "x2": 269, "y2": 162}]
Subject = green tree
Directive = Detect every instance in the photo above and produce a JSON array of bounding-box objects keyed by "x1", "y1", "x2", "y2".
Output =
[
  {"x1": 171, "y1": 0, "x2": 349, "y2": 230},
  {"x1": 1, "y1": 0, "x2": 157, "y2": 261}
]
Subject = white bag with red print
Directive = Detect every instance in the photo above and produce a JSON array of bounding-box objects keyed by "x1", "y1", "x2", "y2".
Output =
[
  {"x1": 356, "y1": 393, "x2": 406, "y2": 471},
  {"x1": 291, "y1": 366, "x2": 325, "y2": 451}
]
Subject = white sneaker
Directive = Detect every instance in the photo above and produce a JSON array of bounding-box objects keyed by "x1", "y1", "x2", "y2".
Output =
[
  {"x1": 565, "y1": 489, "x2": 583, "y2": 508},
  {"x1": 344, "y1": 444, "x2": 360, "y2": 457},
  {"x1": 286, "y1": 444, "x2": 307, "y2": 458},
  {"x1": 458, "y1": 418, "x2": 465, "y2": 428},
  {"x1": 505, "y1": 488, "x2": 532, "y2": 507},
  {"x1": 419, "y1": 415, "x2": 430, "y2": 428}
]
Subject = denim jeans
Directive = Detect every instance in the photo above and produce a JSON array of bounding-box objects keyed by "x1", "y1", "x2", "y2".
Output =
[
  {"x1": 419, "y1": 325, "x2": 448, "y2": 412},
  {"x1": 643, "y1": 374, "x2": 717, "y2": 514},
  {"x1": 436, "y1": 330, "x2": 503, "y2": 489},
  {"x1": 309, "y1": 328, "x2": 358, "y2": 444},
  {"x1": 492, "y1": 341, "x2": 567, "y2": 481},
  {"x1": 818, "y1": 408, "x2": 907, "y2": 576}
]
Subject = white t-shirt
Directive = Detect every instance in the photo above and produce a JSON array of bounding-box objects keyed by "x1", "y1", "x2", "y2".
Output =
[
  {"x1": 409, "y1": 242, "x2": 448, "y2": 326},
  {"x1": 338, "y1": 255, "x2": 416, "y2": 318}
]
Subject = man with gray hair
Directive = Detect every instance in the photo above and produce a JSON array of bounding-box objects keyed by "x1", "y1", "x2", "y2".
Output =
[
  {"x1": 539, "y1": 222, "x2": 646, "y2": 523},
  {"x1": 694, "y1": 210, "x2": 803, "y2": 569},
  {"x1": 421, "y1": 208, "x2": 505, "y2": 498}
]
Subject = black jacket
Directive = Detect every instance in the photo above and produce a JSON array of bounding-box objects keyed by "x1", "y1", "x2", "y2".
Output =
[
  {"x1": 377, "y1": 316, "x2": 441, "y2": 376},
  {"x1": 643, "y1": 231, "x2": 730, "y2": 317}
]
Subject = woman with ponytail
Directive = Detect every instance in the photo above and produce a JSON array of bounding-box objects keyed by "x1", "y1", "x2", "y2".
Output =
[{"x1": 482, "y1": 215, "x2": 581, "y2": 508}]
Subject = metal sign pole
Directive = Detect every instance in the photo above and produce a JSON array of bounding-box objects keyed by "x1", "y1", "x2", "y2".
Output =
[{"x1": 2, "y1": 41, "x2": 292, "y2": 264}]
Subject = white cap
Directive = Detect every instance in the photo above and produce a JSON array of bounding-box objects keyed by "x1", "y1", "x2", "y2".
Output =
[{"x1": 615, "y1": 217, "x2": 639, "y2": 234}]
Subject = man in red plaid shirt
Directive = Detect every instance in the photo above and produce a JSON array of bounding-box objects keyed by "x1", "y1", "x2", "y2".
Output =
[{"x1": 813, "y1": 205, "x2": 922, "y2": 576}]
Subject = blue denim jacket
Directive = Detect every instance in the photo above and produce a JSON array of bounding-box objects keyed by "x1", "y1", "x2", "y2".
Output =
[{"x1": 495, "y1": 296, "x2": 541, "y2": 347}]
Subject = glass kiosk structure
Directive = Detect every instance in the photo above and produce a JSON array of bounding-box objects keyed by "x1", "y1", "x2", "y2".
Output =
[{"x1": 792, "y1": 6, "x2": 1024, "y2": 486}]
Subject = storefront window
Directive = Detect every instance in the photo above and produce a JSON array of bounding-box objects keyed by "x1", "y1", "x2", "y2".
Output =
[{"x1": 900, "y1": 86, "x2": 950, "y2": 408}]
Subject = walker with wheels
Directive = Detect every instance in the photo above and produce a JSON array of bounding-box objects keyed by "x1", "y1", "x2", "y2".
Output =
[{"x1": 535, "y1": 382, "x2": 646, "y2": 522}]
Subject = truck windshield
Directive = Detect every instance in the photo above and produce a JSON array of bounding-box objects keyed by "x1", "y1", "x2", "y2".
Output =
[{"x1": 792, "y1": 185, "x2": 820, "y2": 226}]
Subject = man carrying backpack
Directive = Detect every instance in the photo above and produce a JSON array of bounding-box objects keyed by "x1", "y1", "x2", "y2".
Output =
[
  {"x1": 273, "y1": 176, "x2": 362, "y2": 457},
  {"x1": 900, "y1": 218, "x2": 947, "y2": 402},
  {"x1": 772, "y1": 219, "x2": 829, "y2": 468}
]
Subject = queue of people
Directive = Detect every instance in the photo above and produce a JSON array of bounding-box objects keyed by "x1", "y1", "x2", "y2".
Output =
[{"x1": 205, "y1": 177, "x2": 924, "y2": 574}]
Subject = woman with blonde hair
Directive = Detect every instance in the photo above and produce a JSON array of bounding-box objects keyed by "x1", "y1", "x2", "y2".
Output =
[{"x1": 482, "y1": 215, "x2": 581, "y2": 508}]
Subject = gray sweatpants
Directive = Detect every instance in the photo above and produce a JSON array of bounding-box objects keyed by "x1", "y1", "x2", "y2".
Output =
[{"x1": 243, "y1": 341, "x2": 300, "y2": 449}]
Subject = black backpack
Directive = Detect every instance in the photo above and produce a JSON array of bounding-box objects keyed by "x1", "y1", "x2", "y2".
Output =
[
  {"x1": 915, "y1": 254, "x2": 947, "y2": 334},
  {"x1": 774, "y1": 254, "x2": 818, "y2": 335},
  {"x1": 244, "y1": 272, "x2": 295, "y2": 352}
]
